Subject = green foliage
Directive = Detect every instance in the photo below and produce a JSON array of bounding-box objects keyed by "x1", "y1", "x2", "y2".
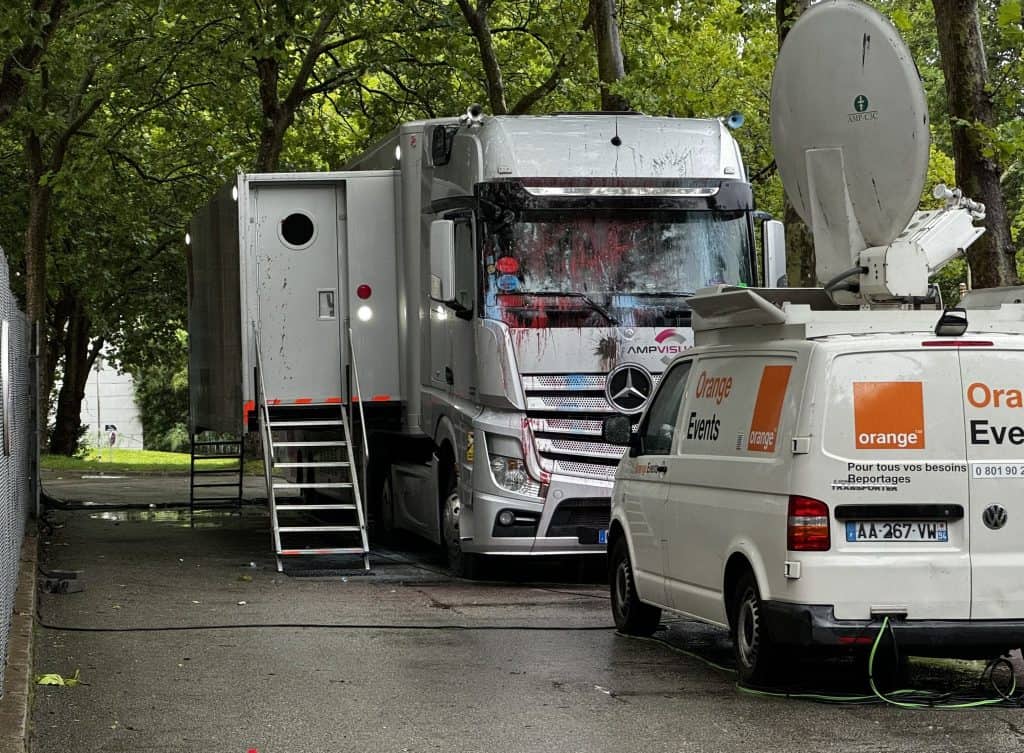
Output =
[
  {"x1": 131, "y1": 330, "x2": 189, "y2": 452},
  {"x1": 0, "y1": 0, "x2": 1022, "y2": 440}
]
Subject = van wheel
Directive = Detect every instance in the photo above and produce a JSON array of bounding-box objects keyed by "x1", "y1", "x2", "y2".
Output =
[
  {"x1": 609, "y1": 537, "x2": 661, "y2": 636},
  {"x1": 442, "y1": 473, "x2": 478, "y2": 579},
  {"x1": 731, "y1": 571, "x2": 784, "y2": 686}
]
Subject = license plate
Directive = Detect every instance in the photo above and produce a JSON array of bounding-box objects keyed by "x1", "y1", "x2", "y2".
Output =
[
  {"x1": 845, "y1": 521, "x2": 948, "y2": 542},
  {"x1": 598, "y1": 529, "x2": 608, "y2": 545}
]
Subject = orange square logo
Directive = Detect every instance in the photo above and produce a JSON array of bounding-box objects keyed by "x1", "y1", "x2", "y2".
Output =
[
  {"x1": 748, "y1": 365, "x2": 793, "y2": 452},
  {"x1": 853, "y1": 382, "x2": 925, "y2": 450}
]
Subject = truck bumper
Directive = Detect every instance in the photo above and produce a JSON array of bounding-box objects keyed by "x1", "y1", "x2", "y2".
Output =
[
  {"x1": 762, "y1": 601, "x2": 1024, "y2": 658},
  {"x1": 463, "y1": 474, "x2": 612, "y2": 556}
]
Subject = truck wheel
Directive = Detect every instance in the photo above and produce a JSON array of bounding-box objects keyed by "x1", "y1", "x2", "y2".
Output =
[
  {"x1": 609, "y1": 537, "x2": 661, "y2": 636},
  {"x1": 442, "y1": 475, "x2": 478, "y2": 579},
  {"x1": 375, "y1": 472, "x2": 396, "y2": 544},
  {"x1": 730, "y1": 570, "x2": 783, "y2": 686}
]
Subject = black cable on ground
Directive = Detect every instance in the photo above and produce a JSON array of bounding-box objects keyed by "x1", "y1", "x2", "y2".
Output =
[{"x1": 35, "y1": 607, "x2": 615, "y2": 634}]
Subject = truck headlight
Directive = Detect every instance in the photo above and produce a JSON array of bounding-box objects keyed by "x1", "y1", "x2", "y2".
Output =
[{"x1": 489, "y1": 454, "x2": 530, "y2": 493}]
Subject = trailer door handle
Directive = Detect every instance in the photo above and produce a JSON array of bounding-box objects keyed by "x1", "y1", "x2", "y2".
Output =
[{"x1": 655, "y1": 464, "x2": 668, "y2": 474}]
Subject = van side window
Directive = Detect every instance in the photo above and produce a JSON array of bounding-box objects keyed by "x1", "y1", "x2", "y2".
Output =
[
  {"x1": 639, "y1": 362, "x2": 692, "y2": 455},
  {"x1": 453, "y1": 219, "x2": 476, "y2": 312}
]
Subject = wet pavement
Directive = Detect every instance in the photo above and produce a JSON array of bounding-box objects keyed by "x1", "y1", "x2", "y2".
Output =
[{"x1": 30, "y1": 473, "x2": 1024, "y2": 752}]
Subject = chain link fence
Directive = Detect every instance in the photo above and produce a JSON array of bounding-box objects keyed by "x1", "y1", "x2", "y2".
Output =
[{"x1": 0, "y1": 247, "x2": 32, "y2": 697}]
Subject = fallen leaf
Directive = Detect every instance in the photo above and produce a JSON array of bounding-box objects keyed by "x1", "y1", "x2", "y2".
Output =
[{"x1": 36, "y1": 669, "x2": 81, "y2": 687}]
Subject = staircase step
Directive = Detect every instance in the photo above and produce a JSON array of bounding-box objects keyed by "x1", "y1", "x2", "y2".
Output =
[
  {"x1": 273, "y1": 482, "x2": 353, "y2": 490},
  {"x1": 278, "y1": 525, "x2": 363, "y2": 533},
  {"x1": 269, "y1": 420, "x2": 344, "y2": 428},
  {"x1": 275, "y1": 504, "x2": 357, "y2": 511},
  {"x1": 278, "y1": 547, "x2": 367, "y2": 556},
  {"x1": 274, "y1": 461, "x2": 349, "y2": 469},
  {"x1": 191, "y1": 467, "x2": 243, "y2": 475},
  {"x1": 192, "y1": 482, "x2": 244, "y2": 488},
  {"x1": 274, "y1": 440, "x2": 347, "y2": 448}
]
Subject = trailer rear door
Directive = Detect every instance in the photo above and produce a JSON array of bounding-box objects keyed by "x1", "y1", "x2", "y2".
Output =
[{"x1": 251, "y1": 182, "x2": 345, "y2": 403}]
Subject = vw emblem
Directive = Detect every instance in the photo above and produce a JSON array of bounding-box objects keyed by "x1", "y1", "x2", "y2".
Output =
[
  {"x1": 605, "y1": 364, "x2": 653, "y2": 415},
  {"x1": 983, "y1": 504, "x2": 1008, "y2": 531}
]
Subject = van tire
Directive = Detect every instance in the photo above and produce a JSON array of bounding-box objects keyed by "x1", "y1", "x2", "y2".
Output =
[
  {"x1": 730, "y1": 571, "x2": 783, "y2": 686},
  {"x1": 609, "y1": 537, "x2": 661, "y2": 636}
]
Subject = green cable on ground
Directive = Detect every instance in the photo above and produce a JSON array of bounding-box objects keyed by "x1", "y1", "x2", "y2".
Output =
[
  {"x1": 617, "y1": 631, "x2": 737, "y2": 674},
  {"x1": 620, "y1": 617, "x2": 1020, "y2": 708},
  {"x1": 866, "y1": 616, "x2": 1015, "y2": 710}
]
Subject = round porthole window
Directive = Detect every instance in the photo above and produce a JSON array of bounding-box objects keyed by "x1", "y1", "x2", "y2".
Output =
[{"x1": 280, "y1": 212, "x2": 316, "y2": 249}]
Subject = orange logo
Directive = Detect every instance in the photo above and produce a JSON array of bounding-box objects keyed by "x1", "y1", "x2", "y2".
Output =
[
  {"x1": 853, "y1": 382, "x2": 925, "y2": 450},
  {"x1": 748, "y1": 365, "x2": 793, "y2": 452}
]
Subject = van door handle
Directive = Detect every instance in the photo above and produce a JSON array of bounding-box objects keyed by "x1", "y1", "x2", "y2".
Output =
[
  {"x1": 445, "y1": 367, "x2": 454, "y2": 385},
  {"x1": 655, "y1": 464, "x2": 668, "y2": 473}
]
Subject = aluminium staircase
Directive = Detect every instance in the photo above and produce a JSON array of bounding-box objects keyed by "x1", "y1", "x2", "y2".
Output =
[{"x1": 253, "y1": 323, "x2": 370, "y2": 572}]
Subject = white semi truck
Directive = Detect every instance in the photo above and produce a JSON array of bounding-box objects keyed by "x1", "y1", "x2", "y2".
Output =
[{"x1": 187, "y1": 112, "x2": 784, "y2": 573}]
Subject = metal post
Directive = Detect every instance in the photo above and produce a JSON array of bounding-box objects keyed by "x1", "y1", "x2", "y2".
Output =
[{"x1": 94, "y1": 356, "x2": 103, "y2": 461}]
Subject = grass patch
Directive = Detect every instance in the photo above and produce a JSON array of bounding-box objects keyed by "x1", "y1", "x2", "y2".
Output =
[{"x1": 42, "y1": 448, "x2": 263, "y2": 475}]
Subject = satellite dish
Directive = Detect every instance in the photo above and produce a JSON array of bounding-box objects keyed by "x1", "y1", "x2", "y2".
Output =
[{"x1": 771, "y1": 0, "x2": 929, "y2": 261}]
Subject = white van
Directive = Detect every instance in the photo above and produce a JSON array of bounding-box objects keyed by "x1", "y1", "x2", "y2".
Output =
[{"x1": 603, "y1": 288, "x2": 1024, "y2": 684}]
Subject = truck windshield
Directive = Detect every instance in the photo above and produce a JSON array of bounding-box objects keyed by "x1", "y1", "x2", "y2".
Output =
[{"x1": 482, "y1": 210, "x2": 753, "y2": 328}]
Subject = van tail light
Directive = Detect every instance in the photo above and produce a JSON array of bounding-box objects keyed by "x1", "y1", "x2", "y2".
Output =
[{"x1": 788, "y1": 495, "x2": 831, "y2": 551}]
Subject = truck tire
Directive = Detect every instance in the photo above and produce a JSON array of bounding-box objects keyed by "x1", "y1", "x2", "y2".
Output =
[
  {"x1": 730, "y1": 570, "x2": 784, "y2": 686},
  {"x1": 442, "y1": 473, "x2": 478, "y2": 579},
  {"x1": 609, "y1": 537, "x2": 661, "y2": 636},
  {"x1": 375, "y1": 471, "x2": 396, "y2": 545}
]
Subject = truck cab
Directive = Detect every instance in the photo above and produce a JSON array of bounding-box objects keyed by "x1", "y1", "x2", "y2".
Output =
[{"x1": 349, "y1": 113, "x2": 771, "y2": 574}]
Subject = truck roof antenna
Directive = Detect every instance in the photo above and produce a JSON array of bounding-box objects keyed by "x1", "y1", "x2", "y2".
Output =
[{"x1": 460, "y1": 103, "x2": 485, "y2": 127}]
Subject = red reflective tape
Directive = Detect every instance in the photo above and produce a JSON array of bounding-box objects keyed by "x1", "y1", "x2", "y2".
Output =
[
  {"x1": 326, "y1": 397, "x2": 342, "y2": 404},
  {"x1": 295, "y1": 398, "x2": 313, "y2": 404},
  {"x1": 372, "y1": 395, "x2": 391, "y2": 402},
  {"x1": 837, "y1": 636, "x2": 873, "y2": 646},
  {"x1": 921, "y1": 340, "x2": 993, "y2": 347},
  {"x1": 243, "y1": 400, "x2": 255, "y2": 415},
  {"x1": 270, "y1": 399, "x2": 281, "y2": 406}
]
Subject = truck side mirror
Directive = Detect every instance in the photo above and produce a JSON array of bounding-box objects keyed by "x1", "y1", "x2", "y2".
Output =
[
  {"x1": 762, "y1": 219, "x2": 787, "y2": 288},
  {"x1": 430, "y1": 219, "x2": 455, "y2": 302},
  {"x1": 602, "y1": 414, "x2": 633, "y2": 447}
]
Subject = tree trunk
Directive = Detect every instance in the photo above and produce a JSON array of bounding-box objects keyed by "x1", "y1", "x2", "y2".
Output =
[
  {"x1": 932, "y1": 0, "x2": 1019, "y2": 288},
  {"x1": 0, "y1": 0, "x2": 68, "y2": 125},
  {"x1": 49, "y1": 291, "x2": 100, "y2": 455},
  {"x1": 456, "y1": 0, "x2": 509, "y2": 115},
  {"x1": 255, "y1": 109, "x2": 292, "y2": 172},
  {"x1": 590, "y1": 0, "x2": 629, "y2": 111},
  {"x1": 254, "y1": 55, "x2": 292, "y2": 172},
  {"x1": 776, "y1": 0, "x2": 814, "y2": 286},
  {"x1": 25, "y1": 132, "x2": 54, "y2": 433}
]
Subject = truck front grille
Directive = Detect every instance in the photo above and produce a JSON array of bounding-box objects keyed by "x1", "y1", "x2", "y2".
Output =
[{"x1": 524, "y1": 372, "x2": 653, "y2": 481}]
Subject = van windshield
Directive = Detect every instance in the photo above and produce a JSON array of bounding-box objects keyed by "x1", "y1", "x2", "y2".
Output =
[{"x1": 481, "y1": 210, "x2": 753, "y2": 328}]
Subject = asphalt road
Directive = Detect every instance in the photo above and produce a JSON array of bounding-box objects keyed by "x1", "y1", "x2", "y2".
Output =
[{"x1": 30, "y1": 474, "x2": 1024, "y2": 753}]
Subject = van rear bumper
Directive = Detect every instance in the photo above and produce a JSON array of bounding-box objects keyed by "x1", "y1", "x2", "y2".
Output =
[{"x1": 762, "y1": 601, "x2": 1024, "y2": 658}]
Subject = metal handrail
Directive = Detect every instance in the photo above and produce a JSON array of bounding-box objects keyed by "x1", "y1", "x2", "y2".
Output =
[
  {"x1": 347, "y1": 325, "x2": 370, "y2": 460},
  {"x1": 251, "y1": 322, "x2": 274, "y2": 499}
]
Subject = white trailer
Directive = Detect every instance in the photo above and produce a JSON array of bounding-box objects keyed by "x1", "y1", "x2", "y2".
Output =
[{"x1": 188, "y1": 113, "x2": 784, "y2": 573}]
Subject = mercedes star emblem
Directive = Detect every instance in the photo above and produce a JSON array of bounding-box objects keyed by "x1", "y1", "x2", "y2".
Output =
[
  {"x1": 605, "y1": 364, "x2": 654, "y2": 414},
  {"x1": 982, "y1": 504, "x2": 1008, "y2": 531}
]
